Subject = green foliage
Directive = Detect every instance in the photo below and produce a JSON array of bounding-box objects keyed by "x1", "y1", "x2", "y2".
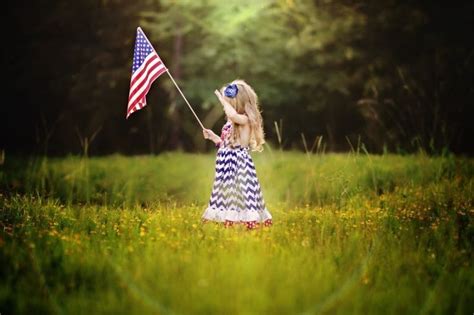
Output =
[
  {"x1": 6, "y1": 1, "x2": 472, "y2": 154},
  {"x1": 147, "y1": 0, "x2": 365, "y2": 107}
]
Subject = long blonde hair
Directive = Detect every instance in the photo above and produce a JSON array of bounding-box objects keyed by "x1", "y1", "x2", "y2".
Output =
[{"x1": 220, "y1": 79, "x2": 265, "y2": 152}]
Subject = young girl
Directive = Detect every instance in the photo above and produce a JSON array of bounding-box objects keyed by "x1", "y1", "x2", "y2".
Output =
[{"x1": 201, "y1": 79, "x2": 273, "y2": 230}]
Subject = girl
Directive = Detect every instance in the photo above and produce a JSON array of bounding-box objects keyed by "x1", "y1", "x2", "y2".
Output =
[{"x1": 201, "y1": 79, "x2": 273, "y2": 230}]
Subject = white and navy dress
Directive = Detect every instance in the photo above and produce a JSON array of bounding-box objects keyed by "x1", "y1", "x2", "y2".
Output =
[{"x1": 201, "y1": 121, "x2": 273, "y2": 229}]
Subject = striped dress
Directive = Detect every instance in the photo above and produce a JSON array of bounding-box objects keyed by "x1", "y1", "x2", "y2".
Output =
[{"x1": 201, "y1": 120, "x2": 273, "y2": 229}]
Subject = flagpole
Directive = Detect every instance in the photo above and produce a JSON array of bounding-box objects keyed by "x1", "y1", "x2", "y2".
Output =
[{"x1": 137, "y1": 27, "x2": 205, "y2": 130}]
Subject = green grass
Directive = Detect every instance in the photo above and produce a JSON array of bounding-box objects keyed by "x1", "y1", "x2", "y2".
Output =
[{"x1": 0, "y1": 151, "x2": 473, "y2": 314}]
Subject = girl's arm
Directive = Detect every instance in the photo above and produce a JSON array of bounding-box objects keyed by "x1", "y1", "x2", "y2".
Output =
[{"x1": 214, "y1": 90, "x2": 249, "y2": 125}]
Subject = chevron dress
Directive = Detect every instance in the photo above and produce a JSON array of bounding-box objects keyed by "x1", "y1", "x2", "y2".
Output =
[{"x1": 201, "y1": 121, "x2": 273, "y2": 229}]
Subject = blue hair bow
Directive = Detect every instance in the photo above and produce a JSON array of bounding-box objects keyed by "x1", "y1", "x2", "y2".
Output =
[{"x1": 224, "y1": 83, "x2": 239, "y2": 98}]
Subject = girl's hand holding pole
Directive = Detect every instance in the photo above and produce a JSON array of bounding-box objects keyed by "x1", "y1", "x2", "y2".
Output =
[{"x1": 203, "y1": 128, "x2": 221, "y2": 145}]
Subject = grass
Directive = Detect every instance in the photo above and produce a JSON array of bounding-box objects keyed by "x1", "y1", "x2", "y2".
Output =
[{"x1": 0, "y1": 150, "x2": 473, "y2": 314}]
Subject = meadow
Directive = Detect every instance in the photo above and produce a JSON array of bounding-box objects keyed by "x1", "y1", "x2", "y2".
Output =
[{"x1": 0, "y1": 149, "x2": 473, "y2": 314}]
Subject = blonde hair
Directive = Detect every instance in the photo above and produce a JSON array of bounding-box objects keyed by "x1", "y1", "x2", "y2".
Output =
[{"x1": 220, "y1": 79, "x2": 265, "y2": 152}]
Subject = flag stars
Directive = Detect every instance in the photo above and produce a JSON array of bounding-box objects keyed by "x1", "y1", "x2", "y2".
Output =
[{"x1": 131, "y1": 31, "x2": 156, "y2": 73}]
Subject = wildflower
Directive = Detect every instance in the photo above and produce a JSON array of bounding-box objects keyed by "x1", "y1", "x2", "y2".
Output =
[
  {"x1": 301, "y1": 238, "x2": 310, "y2": 247},
  {"x1": 362, "y1": 275, "x2": 370, "y2": 285}
]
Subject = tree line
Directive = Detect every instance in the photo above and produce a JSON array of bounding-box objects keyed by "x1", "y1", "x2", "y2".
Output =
[{"x1": 4, "y1": 0, "x2": 473, "y2": 156}]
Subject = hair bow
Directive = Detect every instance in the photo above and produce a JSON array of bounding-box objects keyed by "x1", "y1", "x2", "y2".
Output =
[{"x1": 224, "y1": 83, "x2": 239, "y2": 98}]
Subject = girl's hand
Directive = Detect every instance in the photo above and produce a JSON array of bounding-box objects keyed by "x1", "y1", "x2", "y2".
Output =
[
  {"x1": 214, "y1": 90, "x2": 224, "y2": 104},
  {"x1": 203, "y1": 128, "x2": 210, "y2": 139},
  {"x1": 203, "y1": 128, "x2": 221, "y2": 144},
  {"x1": 214, "y1": 89, "x2": 249, "y2": 125},
  {"x1": 214, "y1": 89, "x2": 233, "y2": 117}
]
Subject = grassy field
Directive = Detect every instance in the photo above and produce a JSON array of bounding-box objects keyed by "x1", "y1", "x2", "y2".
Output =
[{"x1": 0, "y1": 150, "x2": 473, "y2": 314}]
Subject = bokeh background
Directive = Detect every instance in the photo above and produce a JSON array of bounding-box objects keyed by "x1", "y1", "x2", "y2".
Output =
[{"x1": 3, "y1": 0, "x2": 473, "y2": 156}]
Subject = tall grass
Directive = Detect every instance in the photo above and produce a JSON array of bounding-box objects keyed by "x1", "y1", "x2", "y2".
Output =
[
  {"x1": 0, "y1": 150, "x2": 473, "y2": 314},
  {"x1": 1, "y1": 149, "x2": 468, "y2": 208}
]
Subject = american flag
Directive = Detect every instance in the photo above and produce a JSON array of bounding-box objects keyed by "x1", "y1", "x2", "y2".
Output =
[{"x1": 126, "y1": 28, "x2": 167, "y2": 119}]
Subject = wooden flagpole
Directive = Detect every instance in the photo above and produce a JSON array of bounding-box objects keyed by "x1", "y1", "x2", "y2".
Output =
[{"x1": 137, "y1": 27, "x2": 205, "y2": 130}]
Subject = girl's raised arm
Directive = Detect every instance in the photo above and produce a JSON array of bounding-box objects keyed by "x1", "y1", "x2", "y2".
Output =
[{"x1": 214, "y1": 90, "x2": 249, "y2": 125}]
